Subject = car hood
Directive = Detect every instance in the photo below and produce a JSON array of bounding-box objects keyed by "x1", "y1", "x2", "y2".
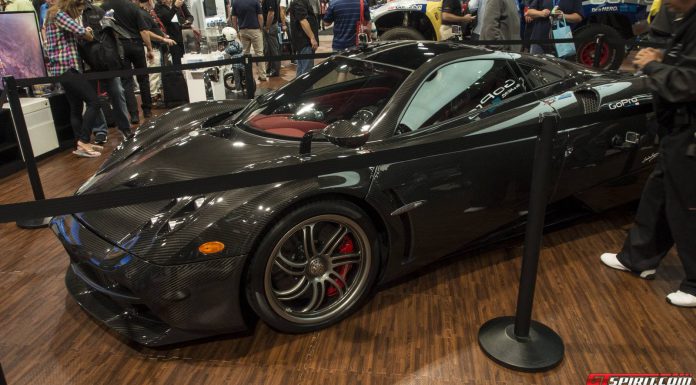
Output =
[{"x1": 71, "y1": 101, "x2": 320, "y2": 257}]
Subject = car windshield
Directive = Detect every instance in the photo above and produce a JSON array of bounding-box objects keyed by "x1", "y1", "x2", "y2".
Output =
[{"x1": 236, "y1": 57, "x2": 411, "y2": 139}]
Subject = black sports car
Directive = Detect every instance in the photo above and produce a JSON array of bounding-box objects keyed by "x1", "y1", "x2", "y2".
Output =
[{"x1": 51, "y1": 41, "x2": 657, "y2": 346}]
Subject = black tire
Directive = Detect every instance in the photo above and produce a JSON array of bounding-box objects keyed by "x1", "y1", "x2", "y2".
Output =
[
  {"x1": 380, "y1": 26, "x2": 425, "y2": 41},
  {"x1": 223, "y1": 73, "x2": 236, "y2": 91},
  {"x1": 245, "y1": 200, "x2": 380, "y2": 333},
  {"x1": 574, "y1": 24, "x2": 625, "y2": 70}
]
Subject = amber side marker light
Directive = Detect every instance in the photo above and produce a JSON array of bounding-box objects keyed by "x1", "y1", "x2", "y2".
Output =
[{"x1": 199, "y1": 241, "x2": 225, "y2": 254}]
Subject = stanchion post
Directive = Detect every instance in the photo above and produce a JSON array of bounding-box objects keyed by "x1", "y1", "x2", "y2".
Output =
[
  {"x1": 2, "y1": 76, "x2": 51, "y2": 229},
  {"x1": 244, "y1": 54, "x2": 255, "y2": 100},
  {"x1": 478, "y1": 112, "x2": 564, "y2": 372},
  {"x1": 593, "y1": 34, "x2": 606, "y2": 69}
]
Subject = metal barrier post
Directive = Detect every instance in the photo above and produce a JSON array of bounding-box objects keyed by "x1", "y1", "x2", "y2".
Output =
[
  {"x1": 593, "y1": 34, "x2": 606, "y2": 68},
  {"x1": 2, "y1": 76, "x2": 50, "y2": 229},
  {"x1": 478, "y1": 112, "x2": 564, "y2": 372},
  {"x1": 244, "y1": 54, "x2": 256, "y2": 99}
]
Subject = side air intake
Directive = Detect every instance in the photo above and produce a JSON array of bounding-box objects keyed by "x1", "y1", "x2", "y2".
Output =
[{"x1": 575, "y1": 89, "x2": 600, "y2": 114}]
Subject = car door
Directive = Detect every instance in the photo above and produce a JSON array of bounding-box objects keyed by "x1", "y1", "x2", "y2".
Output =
[
  {"x1": 516, "y1": 58, "x2": 656, "y2": 209},
  {"x1": 369, "y1": 58, "x2": 560, "y2": 266}
]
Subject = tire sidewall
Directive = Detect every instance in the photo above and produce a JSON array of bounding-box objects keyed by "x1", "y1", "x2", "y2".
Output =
[
  {"x1": 245, "y1": 200, "x2": 380, "y2": 333},
  {"x1": 380, "y1": 27, "x2": 426, "y2": 41},
  {"x1": 574, "y1": 24, "x2": 625, "y2": 70}
]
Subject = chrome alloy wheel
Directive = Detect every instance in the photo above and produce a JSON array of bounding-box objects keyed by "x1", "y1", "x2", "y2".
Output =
[{"x1": 263, "y1": 214, "x2": 371, "y2": 324}]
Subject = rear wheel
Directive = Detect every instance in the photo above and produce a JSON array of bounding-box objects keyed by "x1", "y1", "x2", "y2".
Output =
[
  {"x1": 245, "y1": 201, "x2": 380, "y2": 333},
  {"x1": 575, "y1": 24, "x2": 625, "y2": 70},
  {"x1": 380, "y1": 27, "x2": 425, "y2": 41}
]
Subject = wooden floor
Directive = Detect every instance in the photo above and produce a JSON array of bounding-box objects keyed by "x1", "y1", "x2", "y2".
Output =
[{"x1": 1, "y1": 52, "x2": 695, "y2": 385}]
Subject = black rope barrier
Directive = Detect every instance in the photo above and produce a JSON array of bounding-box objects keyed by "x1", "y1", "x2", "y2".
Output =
[
  {"x1": 1, "y1": 77, "x2": 50, "y2": 229},
  {"x1": 478, "y1": 112, "x2": 564, "y2": 372},
  {"x1": 9, "y1": 35, "x2": 668, "y2": 88},
  {"x1": 0, "y1": 101, "x2": 621, "y2": 224},
  {"x1": 593, "y1": 34, "x2": 606, "y2": 69}
]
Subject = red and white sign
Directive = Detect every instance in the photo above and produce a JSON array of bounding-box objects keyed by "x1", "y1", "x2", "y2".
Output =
[{"x1": 587, "y1": 374, "x2": 694, "y2": 385}]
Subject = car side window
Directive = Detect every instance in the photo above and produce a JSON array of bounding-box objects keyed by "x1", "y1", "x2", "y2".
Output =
[
  {"x1": 398, "y1": 60, "x2": 525, "y2": 133},
  {"x1": 517, "y1": 62, "x2": 565, "y2": 89}
]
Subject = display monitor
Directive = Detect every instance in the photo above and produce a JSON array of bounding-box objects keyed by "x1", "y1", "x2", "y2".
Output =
[
  {"x1": 0, "y1": 11, "x2": 46, "y2": 90},
  {"x1": 203, "y1": 0, "x2": 217, "y2": 17}
]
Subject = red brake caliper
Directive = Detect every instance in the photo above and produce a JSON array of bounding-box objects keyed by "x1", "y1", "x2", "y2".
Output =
[{"x1": 327, "y1": 235, "x2": 354, "y2": 297}]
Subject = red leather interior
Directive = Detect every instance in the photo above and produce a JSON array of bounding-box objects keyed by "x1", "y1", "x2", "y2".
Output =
[
  {"x1": 264, "y1": 128, "x2": 307, "y2": 137},
  {"x1": 247, "y1": 114, "x2": 326, "y2": 137},
  {"x1": 246, "y1": 87, "x2": 392, "y2": 138},
  {"x1": 314, "y1": 87, "x2": 391, "y2": 120}
]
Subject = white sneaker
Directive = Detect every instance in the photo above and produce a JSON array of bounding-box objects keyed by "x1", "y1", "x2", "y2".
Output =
[
  {"x1": 666, "y1": 291, "x2": 696, "y2": 307},
  {"x1": 600, "y1": 253, "x2": 656, "y2": 280}
]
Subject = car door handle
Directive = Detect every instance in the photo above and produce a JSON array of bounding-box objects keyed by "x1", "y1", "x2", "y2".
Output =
[{"x1": 611, "y1": 131, "x2": 641, "y2": 149}]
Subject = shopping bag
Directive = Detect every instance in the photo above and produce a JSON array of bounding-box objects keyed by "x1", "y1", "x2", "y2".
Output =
[{"x1": 552, "y1": 16, "x2": 576, "y2": 58}]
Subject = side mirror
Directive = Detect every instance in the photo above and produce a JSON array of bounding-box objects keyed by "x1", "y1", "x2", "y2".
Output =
[{"x1": 322, "y1": 120, "x2": 370, "y2": 148}]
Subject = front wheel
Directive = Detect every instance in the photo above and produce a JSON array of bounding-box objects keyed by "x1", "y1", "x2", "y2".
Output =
[
  {"x1": 574, "y1": 24, "x2": 625, "y2": 70},
  {"x1": 380, "y1": 27, "x2": 426, "y2": 41},
  {"x1": 245, "y1": 201, "x2": 380, "y2": 333}
]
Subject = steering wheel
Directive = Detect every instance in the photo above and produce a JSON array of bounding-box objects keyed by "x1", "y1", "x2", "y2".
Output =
[
  {"x1": 290, "y1": 104, "x2": 329, "y2": 121},
  {"x1": 352, "y1": 108, "x2": 375, "y2": 123}
]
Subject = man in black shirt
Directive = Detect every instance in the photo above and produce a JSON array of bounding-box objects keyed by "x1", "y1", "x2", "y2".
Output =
[
  {"x1": 156, "y1": 0, "x2": 193, "y2": 66},
  {"x1": 601, "y1": 1, "x2": 696, "y2": 307},
  {"x1": 262, "y1": 0, "x2": 281, "y2": 76},
  {"x1": 102, "y1": 0, "x2": 155, "y2": 121},
  {"x1": 289, "y1": 0, "x2": 318, "y2": 76},
  {"x1": 440, "y1": 0, "x2": 475, "y2": 40},
  {"x1": 81, "y1": 0, "x2": 132, "y2": 141}
]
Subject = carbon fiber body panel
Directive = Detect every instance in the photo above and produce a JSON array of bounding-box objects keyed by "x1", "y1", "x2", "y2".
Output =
[
  {"x1": 51, "y1": 42, "x2": 658, "y2": 345},
  {"x1": 52, "y1": 215, "x2": 248, "y2": 346}
]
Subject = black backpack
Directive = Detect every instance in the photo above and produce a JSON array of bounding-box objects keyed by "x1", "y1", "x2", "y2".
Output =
[{"x1": 79, "y1": 4, "x2": 124, "y2": 71}]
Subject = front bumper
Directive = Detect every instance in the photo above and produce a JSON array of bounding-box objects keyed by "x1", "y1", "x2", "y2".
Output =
[{"x1": 52, "y1": 214, "x2": 250, "y2": 346}]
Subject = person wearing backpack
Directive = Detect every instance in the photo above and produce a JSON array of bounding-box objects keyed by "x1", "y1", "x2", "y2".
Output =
[
  {"x1": 80, "y1": 0, "x2": 133, "y2": 143},
  {"x1": 102, "y1": 0, "x2": 156, "y2": 123},
  {"x1": 45, "y1": 0, "x2": 105, "y2": 157}
]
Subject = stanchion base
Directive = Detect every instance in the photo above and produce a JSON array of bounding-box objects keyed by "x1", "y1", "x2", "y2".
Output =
[
  {"x1": 16, "y1": 217, "x2": 51, "y2": 229},
  {"x1": 478, "y1": 316, "x2": 564, "y2": 372}
]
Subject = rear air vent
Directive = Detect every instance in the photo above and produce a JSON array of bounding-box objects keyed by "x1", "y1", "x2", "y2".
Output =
[{"x1": 575, "y1": 90, "x2": 600, "y2": 114}]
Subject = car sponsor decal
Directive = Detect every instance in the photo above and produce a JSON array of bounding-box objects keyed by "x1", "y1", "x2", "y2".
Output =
[
  {"x1": 386, "y1": 3, "x2": 426, "y2": 11},
  {"x1": 473, "y1": 79, "x2": 523, "y2": 110},
  {"x1": 641, "y1": 152, "x2": 659, "y2": 164},
  {"x1": 608, "y1": 97, "x2": 639, "y2": 109}
]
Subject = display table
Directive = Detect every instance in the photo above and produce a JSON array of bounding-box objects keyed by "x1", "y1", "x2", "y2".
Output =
[
  {"x1": 182, "y1": 53, "x2": 227, "y2": 102},
  {"x1": 16, "y1": 97, "x2": 60, "y2": 158},
  {"x1": 0, "y1": 93, "x2": 70, "y2": 178}
]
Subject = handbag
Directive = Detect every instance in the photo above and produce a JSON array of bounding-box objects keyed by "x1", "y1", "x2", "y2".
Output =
[{"x1": 552, "y1": 15, "x2": 576, "y2": 58}]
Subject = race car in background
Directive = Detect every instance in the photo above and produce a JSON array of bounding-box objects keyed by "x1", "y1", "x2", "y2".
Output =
[{"x1": 370, "y1": 0, "x2": 651, "y2": 69}]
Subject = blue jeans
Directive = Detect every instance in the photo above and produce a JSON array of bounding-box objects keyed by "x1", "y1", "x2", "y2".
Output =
[
  {"x1": 296, "y1": 46, "x2": 314, "y2": 77},
  {"x1": 91, "y1": 77, "x2": 130, "y2": 134}
]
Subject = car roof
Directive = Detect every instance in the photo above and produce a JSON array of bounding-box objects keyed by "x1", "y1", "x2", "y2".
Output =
[{"x1": 339, "y1": 41, "x2": 509, "y2": 70}]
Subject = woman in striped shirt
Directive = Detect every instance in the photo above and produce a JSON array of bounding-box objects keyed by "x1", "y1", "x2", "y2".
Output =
[{"x1": 45, "y1": 0, "x2": 105, "y2": 157}]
